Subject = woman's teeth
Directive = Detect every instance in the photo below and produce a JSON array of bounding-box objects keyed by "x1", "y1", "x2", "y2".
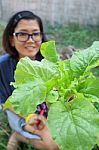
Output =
[{"x1": 26, "y1": 46, "x2": 34, "y2": 51}]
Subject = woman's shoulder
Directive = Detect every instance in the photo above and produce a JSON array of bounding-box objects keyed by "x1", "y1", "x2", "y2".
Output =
[
  {"x1": 0, "y1": 54, "x2": 17, "y2": 68},
  {"x1": 0, "y1": 54, "x2": 11, "y2": 63}
]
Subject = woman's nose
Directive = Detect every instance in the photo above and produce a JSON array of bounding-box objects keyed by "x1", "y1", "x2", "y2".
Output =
[{"x1": 27, "y1": 35, "x2": 35, "y2": 42}]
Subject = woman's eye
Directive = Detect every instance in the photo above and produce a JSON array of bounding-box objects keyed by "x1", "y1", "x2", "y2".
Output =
[
  {"x1": 33, "y1": 32, "x2": 40, "y2": 36},
  {"x1": 19, "y1": 33, "x2": 27, "y2": 36}
]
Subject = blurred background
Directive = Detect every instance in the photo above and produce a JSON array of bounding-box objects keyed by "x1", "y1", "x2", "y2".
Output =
[
  {"x1": 0, "y1": 0, "x2": 99, "y2": 150},
  {"x1": 0, "y1": 0, "x2": 99, "y2": 52},
  {"x1": 0, "y1": 0, "x2": 99, "y2": 25}
]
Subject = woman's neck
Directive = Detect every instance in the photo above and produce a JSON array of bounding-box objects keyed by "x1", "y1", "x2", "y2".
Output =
[{"x1": 19, "y1": 55, "x2": 36, "y2": 60}]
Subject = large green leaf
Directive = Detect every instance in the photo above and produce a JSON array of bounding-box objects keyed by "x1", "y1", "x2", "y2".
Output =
[
  {"x1": 78, "y1": 76, "x2": 99, "y2": 98},
  {"x1": 40, "y1": 41, "x2": 60, "y2": 63},
  {"x1": 70, "y1": 41, "x2": 99, "y2": 78},
  {"x1": 5, "y1": 80, "x2": 47, "y2": 117},
  {"x1": 47, "y1": 97, "x2": 99, "y2": 150},
  {"x1": 14, "y1": 57, "x2": 58, "y2": 87}
]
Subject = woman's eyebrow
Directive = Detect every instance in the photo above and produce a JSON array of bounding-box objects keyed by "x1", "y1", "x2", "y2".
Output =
[{"x1": 18, "y1": 29, "x2": 40, "y2": 32}]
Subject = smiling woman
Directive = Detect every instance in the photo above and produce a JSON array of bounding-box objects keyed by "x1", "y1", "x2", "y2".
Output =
[
  {"x1": 0, "y1": 10, "x2": 59, "y2": 150},
  {"x1": 10, "y1": 19, "x2": 42, "y2": 59}
]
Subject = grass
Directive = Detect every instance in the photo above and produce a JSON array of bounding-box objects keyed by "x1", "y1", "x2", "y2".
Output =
[
  {"x1": 0, "y1": 22, "x2": 99, "y2": 149},
  {"x1": 0, "y1": 111, "x2": 11, "y2": 150},
  {"x1": 44, "y1": 22, "x2": 99, "y2": 50}
]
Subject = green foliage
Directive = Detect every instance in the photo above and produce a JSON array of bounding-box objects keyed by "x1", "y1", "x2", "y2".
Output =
[
  {"x1": 92, "y1": 67, "x2": 99, "y2": 77},
  {"x1": 4, "y1": 41, "x2": 99, "y2": 150},
  {"x1": 44, "y1": 23, "x2": 99, "y2": 49},
  {"x1": 0, "y1": 111, "x2": 11, "y2": 150}
]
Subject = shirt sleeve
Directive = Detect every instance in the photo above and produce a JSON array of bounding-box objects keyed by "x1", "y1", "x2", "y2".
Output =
[
  {"x1": 6, "y1": 110, "x2": 41, "y2": 139},
  {"x1": 0, "y1": 68, "x2": 7, "y2": 103},
  {"x1": 0, "y1": 56, "x2": 15, "y2": 104}
]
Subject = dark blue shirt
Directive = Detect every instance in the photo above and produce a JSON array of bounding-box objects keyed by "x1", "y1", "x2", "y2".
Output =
[{"x1": 0, "y1": 54, "x2": 18, "y2": 103}]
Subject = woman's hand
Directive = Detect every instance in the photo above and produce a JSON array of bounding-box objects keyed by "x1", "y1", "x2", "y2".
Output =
[{"x1": 23, "y1": 115, "x2": 60, "y2": 150}]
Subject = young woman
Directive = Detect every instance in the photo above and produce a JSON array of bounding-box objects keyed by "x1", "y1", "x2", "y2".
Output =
[{"x1": 0, "y1": 10, "x2": 59, "y2": 150}]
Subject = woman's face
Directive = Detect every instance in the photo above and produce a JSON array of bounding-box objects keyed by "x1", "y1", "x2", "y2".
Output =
[{"x1": 11, "y1": 19, "x2": 42, "y2": 59}]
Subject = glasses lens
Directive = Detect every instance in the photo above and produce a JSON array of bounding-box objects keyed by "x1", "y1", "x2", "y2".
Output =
[
  {"x1": 14, "y1": 32, "x2": 42, "y2": 42},
  {"x1": 32, "y1": 32, "x2": 41, "y2": 42},
  {"x1": 17, "y1": 32, "x2": 28, "y2": 42}
]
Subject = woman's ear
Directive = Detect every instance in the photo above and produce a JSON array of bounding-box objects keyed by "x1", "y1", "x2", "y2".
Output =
[{"x1": 10, "y1": 37, "x2": 15, "y2": 47}]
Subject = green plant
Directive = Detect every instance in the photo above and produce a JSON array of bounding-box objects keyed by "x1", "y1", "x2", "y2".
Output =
[
  {"x1": 45, "y1": 23, "x2": 99, "y2": 50},
  {"x1": 0, "y1": 111, "x2": 11, "y2": 150},
  {"x1": 4, "y1": 41, "x2": 99, "y2": 150}
]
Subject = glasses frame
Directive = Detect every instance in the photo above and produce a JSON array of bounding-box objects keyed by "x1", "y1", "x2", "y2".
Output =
[{"x1": 13, "y1": 32, "x2": 42, "y2": 42}]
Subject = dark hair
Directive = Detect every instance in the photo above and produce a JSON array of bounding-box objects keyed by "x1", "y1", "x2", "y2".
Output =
[{"x1": 2, "y1": 10, "x2": 47, "y2": 60}]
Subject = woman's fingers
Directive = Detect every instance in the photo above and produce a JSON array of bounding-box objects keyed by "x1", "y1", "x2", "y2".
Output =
[
  {"x1": 37, "y1": 116, "x2": 46, "y2": 130},
  {"x1": 29, "y1": 115, "x2": 46, "y2": 129},
  {"x1": 23, "y1": 124, "x2": 36, "y2": 134},
  {"x1": 23, "y1": 115, "x2": 47, "y2": 136},
  {"x1": 29, "y1": 116, "x2": 38, "y2": 126}
]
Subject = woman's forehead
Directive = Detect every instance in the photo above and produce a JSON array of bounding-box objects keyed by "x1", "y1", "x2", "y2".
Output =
[{"x1": 15, "y1": 19, "x2": 40, "y2": 31}]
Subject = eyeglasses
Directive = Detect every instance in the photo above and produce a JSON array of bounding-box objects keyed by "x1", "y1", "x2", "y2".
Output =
[{"x1": 13, "y1": 32, "x2": 42, "y2": 42}]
